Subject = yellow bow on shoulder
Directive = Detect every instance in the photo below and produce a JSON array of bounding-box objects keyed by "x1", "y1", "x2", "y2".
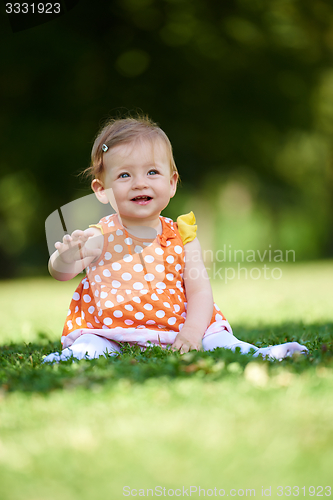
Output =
[{"x1": 176, "y1": 211, "x2": 197, "y2": 245}]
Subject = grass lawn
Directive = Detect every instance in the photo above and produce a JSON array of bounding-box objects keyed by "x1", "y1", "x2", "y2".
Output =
[{"x1": 0, "y1": 261, "x2": 333, "y2": 500}]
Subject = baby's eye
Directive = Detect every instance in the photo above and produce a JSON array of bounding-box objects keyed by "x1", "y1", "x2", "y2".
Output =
[
  {"x1": 148, "y1": 170, "x2": 158, "y2": 175},
  {"x1": 119, "y1": 172, "x2": 129, "y2": 178}
]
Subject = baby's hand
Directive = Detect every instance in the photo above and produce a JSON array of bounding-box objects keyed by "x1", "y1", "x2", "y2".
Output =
[
  {"x1": 171, "y1": 327, "x2": 203, "y2": 354},
  {"x1": 54, "y1": 229, "x2": 101, "y2": 265}
]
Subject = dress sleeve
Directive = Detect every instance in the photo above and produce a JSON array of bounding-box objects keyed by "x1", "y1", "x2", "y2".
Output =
[{"x1": 176, "y1": 211, "x2": 197, "y2": 245}]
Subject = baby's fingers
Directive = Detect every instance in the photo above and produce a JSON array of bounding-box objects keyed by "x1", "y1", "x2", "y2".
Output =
[{"x1": 54, "y1": 235, "x2": 71, "y2": 250}]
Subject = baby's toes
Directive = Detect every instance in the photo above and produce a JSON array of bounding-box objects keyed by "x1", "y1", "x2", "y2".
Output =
[{"x1": 286, "y1": 341, "x2": 308, "y2": 355}]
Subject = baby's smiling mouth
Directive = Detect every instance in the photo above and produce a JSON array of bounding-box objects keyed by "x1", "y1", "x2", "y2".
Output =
[{"x1": 131, "y1": 196, "x2": 153, "y2": 201}]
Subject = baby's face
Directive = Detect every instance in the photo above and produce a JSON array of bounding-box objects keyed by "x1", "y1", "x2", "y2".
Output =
[{"x1": 96, "y1": 138, "x2": 178, "y2": 224}]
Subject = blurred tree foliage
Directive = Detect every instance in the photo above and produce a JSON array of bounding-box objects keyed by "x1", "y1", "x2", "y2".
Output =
[{"x1": 0, "y1": 0, "x2": 333, "y2": 276}]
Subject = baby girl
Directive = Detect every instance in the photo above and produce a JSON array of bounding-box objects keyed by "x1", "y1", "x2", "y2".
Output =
[{"x1": 44, "y1": 116, "x2": 308, "y2": 362}]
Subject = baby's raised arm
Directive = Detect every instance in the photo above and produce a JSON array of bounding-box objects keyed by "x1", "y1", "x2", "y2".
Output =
[{"x1": 48, "y1": 227, "x2": 103, "y2": 281}]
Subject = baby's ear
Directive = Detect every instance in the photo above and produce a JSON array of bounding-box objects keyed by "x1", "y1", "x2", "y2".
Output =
[{"x1": 91, "y1": 179, "x2": 109, "y2": 205}]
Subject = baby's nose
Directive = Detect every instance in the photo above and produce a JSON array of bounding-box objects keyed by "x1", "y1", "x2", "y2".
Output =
[{"x1": 132, "y1": 176, "x2": 149, "y2": 188}]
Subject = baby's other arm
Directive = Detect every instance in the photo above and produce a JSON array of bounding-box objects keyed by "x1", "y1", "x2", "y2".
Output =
[
  {"x1": 48, "y1": 227, "x2": 103, "y2": 281},
  {"x1": 171, "y1": 237, "x2": 214, "y2": 353}
]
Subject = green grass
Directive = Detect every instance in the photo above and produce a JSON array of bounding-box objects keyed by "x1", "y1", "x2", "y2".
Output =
[{"x1": 0, "y1": 261, "x2": 333, "y2": 500}]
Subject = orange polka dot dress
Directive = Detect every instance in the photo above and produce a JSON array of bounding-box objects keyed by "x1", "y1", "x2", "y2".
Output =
[{"x1": 61, "y1": 212, "x2": 232, "y2": 349}]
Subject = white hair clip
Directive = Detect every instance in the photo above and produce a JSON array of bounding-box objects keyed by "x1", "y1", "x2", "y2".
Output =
[{"x1": 102, "y1": 143, "x2": 108, "y2": 152}]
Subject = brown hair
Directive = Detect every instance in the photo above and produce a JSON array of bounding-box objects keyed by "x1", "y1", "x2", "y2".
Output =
[{"x1": 82, "y1": 114, "x2": 180, "y2": 186}]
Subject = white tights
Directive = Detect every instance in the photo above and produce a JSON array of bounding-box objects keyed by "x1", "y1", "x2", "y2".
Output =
[{"x1": 43, "y1": 331, "x2": 308, "y2": 363}]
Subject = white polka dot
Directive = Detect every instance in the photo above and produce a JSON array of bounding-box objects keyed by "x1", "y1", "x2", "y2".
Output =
[
  {"x1": 124, "y1": 320, "x2": 134, "y2": 325},
  {"x1": 98, "y1": 260, "x2": 104, "y2": 266},
  {"x1": 166, "y1": 255, "x2": 174, "y2": 264},
  {"x1": 169, "y1": 289, "x2": 175, "y2": 294},
  {"x1": 116, "y1": 229, "x2": 123, "y2": 235},
  {"x1": 105, "y1": 252, "x2": 112, "y2": 260},
  {"x1": 144, "y1": 303, "x2": 153, "y2": 310},
  {"x1": 114, "y1": 244, "x2": 123, "y2": 253},
  {"x1": 156, "y1": 288, "x2": 163, "y2": 294},
  {"x1": 176, "y1": 281, "x2": 182, "y2": 289},
  {"x1": 134, "y1": 245, "x2": 143, "y2": 253},
  {"x1": 125, "y1": 304, "x2": 133, "y2": 311},
  {"x1": 140, "y1": 289, "x2": 148, "y2": 294},
  {"x1": 135, "y1": 312, "x2": 144, "y2": 320},
  {"x1": 181, "y1": 312, "x2": 186, "y2": 319},
  {"x1": 98, "y1": 309, "x2": 103, "y2": 316},
  {"x1": 156, "y1": 282, "x2": 166, "y2": 289},
  {"x1": 126, "y1": 290, "x2": 132, "y2": 295},
  {"x1": 156, "y1": 310, "x2": 165, "y2": 318},
  {"x1": 124, "y1": 237, "x2": 132, "y2": 245},
  {"x1": 75, "y1": 306, "x2": 79, "y2": 313},
  {"x1": 179, "y1": 323, "x2": 184, "y2": 331},
  {"x1": 97, "y1": 301, "x2": 101, "y2": 308},
  {"x1": 117, "y1": 295, "x2": 124, "y2": 302},
  {"x1": 108, "y1": 220, "x2": 115, "y2": 227},
  {"x1": 215, "y1": 304, "x2": 220, "y2": 311},
  {"x1": 151, "y1": 293, "x2": 159, "y2": 301},
  {"x1": 83, "y1": 294, "x2": 91, "y2": 303},
  {"x1": 105, "y1": 300, "x2": 114, "y2": 308},
  {"x1": 132, "y1": 296, "x2": 141, "y2": 303},
  {"x1": 87, "y1": 322, "x2": 93, "y2": 328},
  {"x1": 67, "y1": 320, "x2": 73, "y2": 329},
  {"x1": 133, "y1": 263, "x2": 143, "y2": 272},
  {"x1": 155, "y1": 247, "x2": 164, "y2": 255},
  {"x1": 73, "y1": 292, "x2": 80, "y2": 301},
  {"x1": 91, "y1": 266, "x2": 96, "y2": 271},
  {"x1": 178, "y1": 295, "x2": 182, "y2": 302},
  {"x1": 174, "y1": 304, "x2": 180, "y2": 312},
  {"x1": 88, "y1": 306, "x2": 95, "y2": 314},
  {"x1": 123, "y1": 254, "x2": 133, "y2": 262},
  {"x1": 111, "y1": 289, "x2": 117, "y2": 294},
  {"x1": 100, "y1": 291, "x2": 108, "y2": 299},
  {"x1": 155, "y1": 264, "x2": 165, "y2": 273},
  {"x1": 168, "y1": 317, "x2": 177, "y2": 325},
  {"x1": 67, "y1": 309, "x2": 71, "y2": 316},
  {"x1": 81, "y1": 311, "x2": 85, "y2": 319},
  {"x1": 112, "y1": 280, "x2": 121, "y2": 288},
  {"x1": 103, "y1": 317, "x2": 113, "y2": 326},
  {"x1": 175, "y1": 264, "x2": 182, "y2": 271},
  {"x1": 103, "y1": 269, "x2": 111, "y2": 278},
  {"x1": 133, "y1": 282, "x2": 144, "y2": 290},
  {"x1": 112, "y1": 262, "x2": 121, "y2": 270},
  {"x1": 146, "y1": 320, "x2": 156, "y2": 325},
  {"x1": 83, "y1": 281, "x2": 90, "y2": 289},
  {"x1": 215, "y1": 313, "x2": 223, "y2": 321},
  {"x1": 94, "y1": 316, "x2": 100, "y2": 324},
  {"x1": 144, "y1": 273, "x2": 155, "y2": 282},
  {"x1": 163, "y1": 302, "x2": 171, "y2": 308},
  {"x1": 122, "y1": 272, "x2": 132, "y2": 281},
  {"x1": 95, "y1": 275, "x2": 102, "y2": 282},
  {"x1": 144, "y1": 255, "x2": 154, "y2": 263},
  {"x1": 113, "y1": 310, "x2": 123, "y2": 318},
  {"x1": 166, "y1": 274, "x2": 174, "y2": 281},
  {"x1": 174, "y1": 245, "x2": 182, "y2": 254},
  {"x1": 75, "y1": 317, "x2": 82, "y2": 326}
]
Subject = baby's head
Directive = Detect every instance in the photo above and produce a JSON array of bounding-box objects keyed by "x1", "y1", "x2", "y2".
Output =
[{"x1": 85, "y1": 115, "x2": 180, "y2": 186}]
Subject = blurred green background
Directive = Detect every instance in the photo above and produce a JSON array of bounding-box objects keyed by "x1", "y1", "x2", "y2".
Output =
[{"x1": 1, "y1": 0, "x2": 333, "y2": 277}]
